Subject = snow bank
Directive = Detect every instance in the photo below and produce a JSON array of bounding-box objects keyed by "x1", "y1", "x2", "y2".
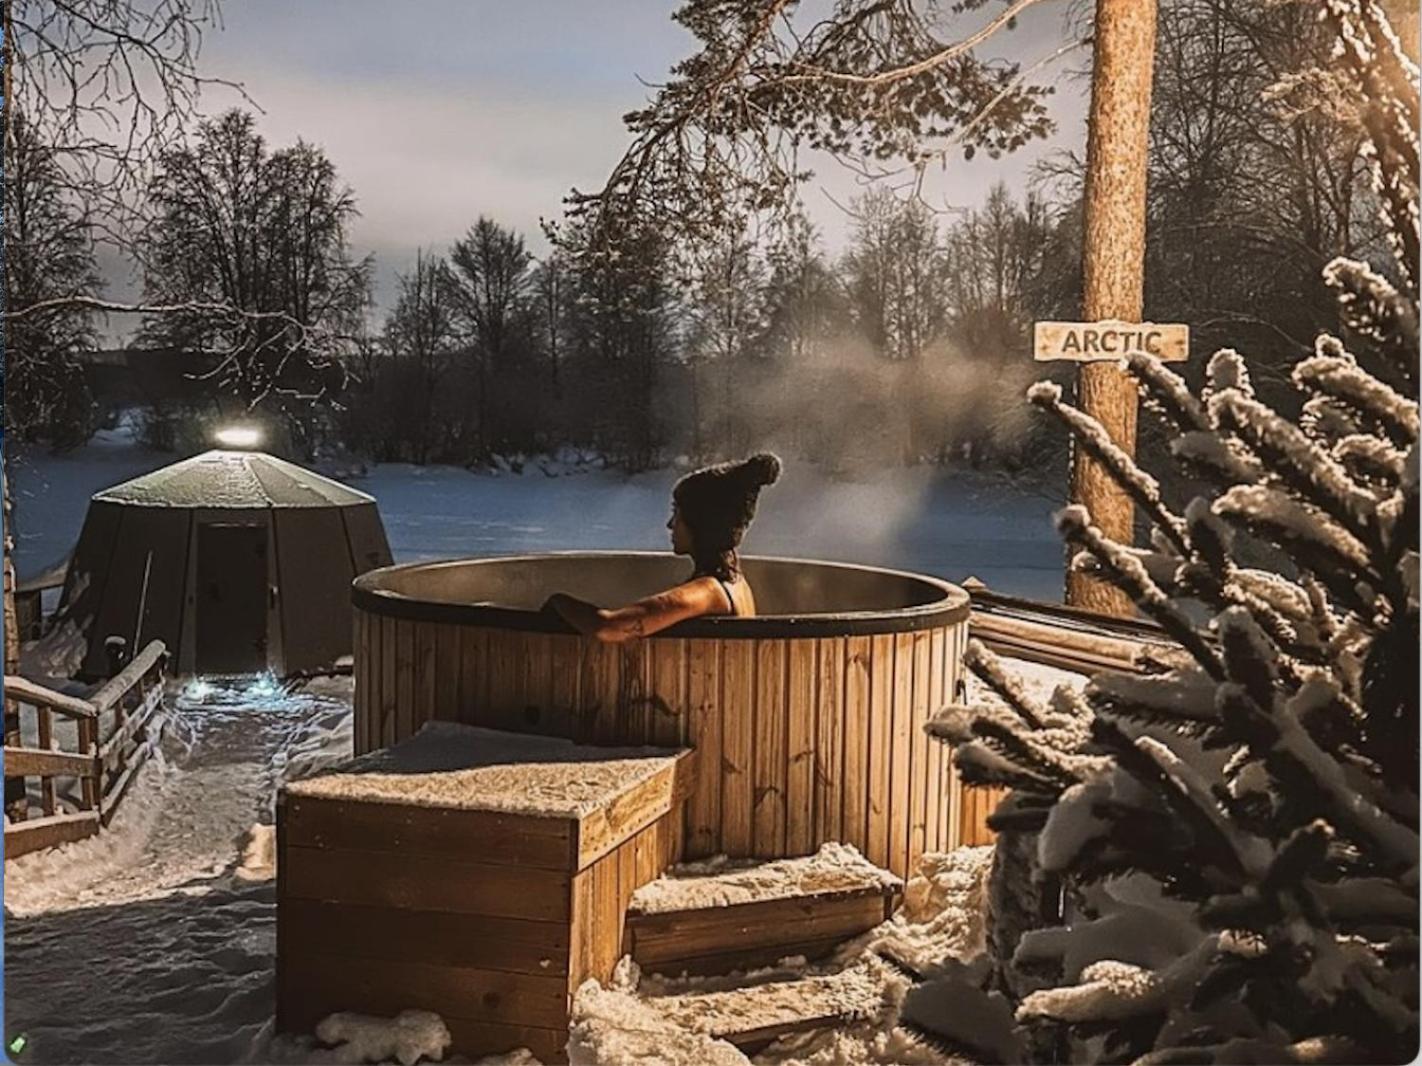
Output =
[
  {"x1": 879, "y1": 846, "x2": 994, "y2": 975},
  {"x1": 235, "y1": 823, "x2": 277, "y2": 881},
  {"x1": 314, "y1": 1009, "x2": 451, "y2": 1065},
  {"x1": 569, "y1": 977, "x2": 751, "y2": 1066}
]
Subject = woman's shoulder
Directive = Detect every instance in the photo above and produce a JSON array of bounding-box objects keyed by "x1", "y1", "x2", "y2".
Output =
[{"x1": 676, "y1": 573, "x2": 739, "y2": 615}]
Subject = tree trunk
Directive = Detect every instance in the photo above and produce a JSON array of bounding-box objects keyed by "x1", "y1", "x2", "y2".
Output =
[
  {"x1": 3, "y1": 463, "x2": 27, "y2": 820},
  {"x1": 3, "y1": 5, "x2": 28, "y2": 820},
  {"x1": 1066, "y1": 0, "x2": 1158, "y2": 616}
]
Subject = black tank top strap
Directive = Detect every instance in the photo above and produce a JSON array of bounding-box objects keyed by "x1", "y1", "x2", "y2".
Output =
[{"x1": 716, "y1": 576, "x2": 739, "y2": 617}]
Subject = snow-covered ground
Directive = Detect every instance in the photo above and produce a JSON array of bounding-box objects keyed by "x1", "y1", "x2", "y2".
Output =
[
  {"x1": 2, "y1": 660, "x2": 1085, "y2": 1065},
  {"x1": 7, "y1": 427, "x2": 1066, "y2": 599},
  {"x1": 2, "y1": 676, "x2": 352, "y2": 1065}
]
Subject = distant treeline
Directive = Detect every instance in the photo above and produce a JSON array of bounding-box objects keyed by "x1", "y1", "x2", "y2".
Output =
[{"x1": 5, "y1": 0, "x2": 1404, "y2": 478}]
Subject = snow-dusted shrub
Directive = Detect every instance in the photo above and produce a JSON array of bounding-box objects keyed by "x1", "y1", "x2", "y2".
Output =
[{"x1": 921, "y1": 3, "x2": 1418, "y2": 1062}]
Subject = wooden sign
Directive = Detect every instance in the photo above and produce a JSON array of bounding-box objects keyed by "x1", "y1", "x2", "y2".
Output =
[{"x1": 1034, "y1": 320, "x2": 1189, "y2": 362}]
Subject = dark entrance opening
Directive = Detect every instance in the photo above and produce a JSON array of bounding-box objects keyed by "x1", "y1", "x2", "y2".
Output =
[{"x1": 196, "y1": 523, "x2": 269, "y2": 675}]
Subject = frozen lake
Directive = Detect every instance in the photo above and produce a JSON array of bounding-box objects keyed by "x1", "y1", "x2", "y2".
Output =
[{"x1": 8, "y1": 430, "x2": 1068, "y2": 600}]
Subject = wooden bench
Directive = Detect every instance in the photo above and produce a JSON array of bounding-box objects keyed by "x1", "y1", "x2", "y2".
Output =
[{"x1": 276, "y1": 723, "x2": 695, "y2": 1064}]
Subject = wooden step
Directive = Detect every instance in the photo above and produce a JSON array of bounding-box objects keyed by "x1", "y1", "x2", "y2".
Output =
[
  {"x1": 624, "y1": 844, "x2": 902, "y2": 977},
  {"x1": 651, "y1": 965, "x2": 886, "y2": 1051}
]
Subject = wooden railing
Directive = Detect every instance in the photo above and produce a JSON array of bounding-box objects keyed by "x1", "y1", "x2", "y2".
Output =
[
  {"x1": 964, "y1": 581, "x2": 1171, "y2": 675},
  {"x1": 3, "y1": 640, "x2": 169, "y2": 859}
]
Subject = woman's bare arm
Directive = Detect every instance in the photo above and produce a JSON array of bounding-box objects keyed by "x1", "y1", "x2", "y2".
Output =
[{"x1": 543, "y1": 579, "x2": 727, "y2": 643}]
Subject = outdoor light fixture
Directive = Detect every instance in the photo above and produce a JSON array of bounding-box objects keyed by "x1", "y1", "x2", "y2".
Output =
[{"x1": 213, "y1": 425, "x2": 262, "y2": 449}]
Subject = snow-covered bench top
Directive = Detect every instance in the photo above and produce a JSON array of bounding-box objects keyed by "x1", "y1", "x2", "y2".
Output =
[
  {"x1": 286, "y1": 721, "x2": 690, "y2": 822},
  {"x1": 628, "y1": 842, "x2": 902, "y2": 916}
]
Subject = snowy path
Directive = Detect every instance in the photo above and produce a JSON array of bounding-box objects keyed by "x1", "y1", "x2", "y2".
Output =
[{"x1": 2, "y1": 679, "x2": 351, "y2": 1065}]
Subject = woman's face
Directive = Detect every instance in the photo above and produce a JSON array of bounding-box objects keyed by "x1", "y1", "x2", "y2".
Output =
[{"x1": 667, "y1": 506, "x2": 694, "y2": 556}]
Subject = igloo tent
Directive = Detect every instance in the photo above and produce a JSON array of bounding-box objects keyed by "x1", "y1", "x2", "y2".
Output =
[{"x1": 58, "y1": 450, "x2": 393, "y2": 679}]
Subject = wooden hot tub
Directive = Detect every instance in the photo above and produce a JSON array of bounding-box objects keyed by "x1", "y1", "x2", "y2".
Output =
[{"x1": 351, "y1": 552, "x2": 973, "y2": 877}]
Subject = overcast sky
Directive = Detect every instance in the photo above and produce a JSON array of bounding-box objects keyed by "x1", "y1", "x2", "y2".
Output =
[{"x1": 104, "y1": 0, "x2": 1090, "y2": 337}]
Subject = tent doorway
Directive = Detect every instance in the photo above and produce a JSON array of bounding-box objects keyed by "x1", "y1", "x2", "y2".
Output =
[{"x1": 195, "y1": 523, "x2": 270, "y2": 675}]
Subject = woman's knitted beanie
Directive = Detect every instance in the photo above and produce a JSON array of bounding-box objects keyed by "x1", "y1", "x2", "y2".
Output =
[{"x1": 672, "y1": 452, "x2": 782, "y2": 553}]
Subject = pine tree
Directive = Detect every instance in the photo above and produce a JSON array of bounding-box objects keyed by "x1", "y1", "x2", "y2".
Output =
[{"x1": 915, "y1": 3, "x2": 1419, "y2": 1061}]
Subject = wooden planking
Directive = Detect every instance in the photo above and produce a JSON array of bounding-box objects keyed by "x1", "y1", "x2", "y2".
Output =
[
  {"x1": 98, "y1": 683, "x2": 163, "y2": 768},
  {"x1": 720, "y1": 640, "x2": 756, "y2": 855},
  {"x1": 909, "y1": 630, "x2": 931, "y2": 868},
  {"x1": 353, "y1": 611, "x2": 369, "y2": 753},
  {"x1": 865, "y1": 634, "x2": 894, "y2": 869},
  {"x1": 574, "y1": 640, "x2": 602, "y2": 744},
  {"x1": 548, "y1": 634, "x2": 582, "y2": 741},
  {"x1": 283, "y1": 844, "x2": 571, "y2": 922},
  {"x1": 2, "y1": 675, "x2": 98, "y2": 719},
  {"x1": 4, "y1": 746, "x2": 96, "y2": 778},
  {"x1": 37, "y1": 708, "x2": 56, "y2": 815},
  {"x1": 617, "y1": 642, "x2": 647, "y2": 746},
  {"x1": 380, "y1": 616, "x2": 397, "y2": 748},
  {"x1": 349, "y1": 605, "x2": 975, "y2": 871},
  {"x1": 3, "y1": 810, "x2": 100, "y2": 858},
  {"x1": 396, "y1": 620, "x2": 416, "y2": 742},
  {"x1": 459, "y1": 625, "x2": 489, "y2": 726},
  {"x1": 281, "y1": 952, "x2": 570, "y2": 1030},
  {"x1": 278, "y1": 899, "x2": 571, "y2": 976},
  {"x1": 684, "y1": 639, "x2": 722, "y2": 857},
  {"x1": 962, "y1": 785, "x2": 1005, "y2": 846},
  {"x1": 925, "y1": 628, "x2": 946, "y2": 854},
  {"x1": 521, "y1": 633, "x2": 562, "y2": 735},
  {"x1": 437, "y1": 1020, "x2": 566, "y2": 1065},
  {"x1": 485, "y1": 628, "x2": 523, "y2": 732},
  {"x1": 550, "y1": 633, "x2": 580, "y2": 738},
  {"x1": 592, "y1": 840, "x2": 621, "y2": 979},
  {"x1": 575, "y1": 753, "x2": 690, "y2": 869},
  {"x1": 752, "y1": 640, "x2": 787, "y2": 858},
  {"x1": 368, "y1": 611, "x2": 382, "y2": 754},
  {"x1": 814, "y1": 637, "x2": 845, "y2": 847},
  {"x1": 888, "y1": 634, "x2": 914, "y2": 876},
  {"x1": 841, "y1": 636, "x2": 871, "y2": 860},
  {"x1": 576, "y1": 641, "x2": 617, "y2": 745},
  {"x1": 947, "y1": 623, "x2": 966, "y2": 850},
  {"x1": 433, "y1": 622, "x2": 460, "y2": 723},
  {"x1": 353, "y1": 611, "x2": 365, "y2": 753},
  {"x1": 566, "y1": 813, "x2": 676, "y2": 994},
  {"x1": 417, "y1": 622, "x2": 438, "y2": 734},
  {"x1": 626, "y1": 888, "x2": 894, "y2": 977},
  {"x1": 283, "y1": 795, "x2": 574, "y2": 869},
  {"x1": 649, "y1": 638, "x2": 687, "y2": 749},
  {"x1": 642, "y1": 937, "x2": 859, "y2": 984},
  {"x1": 785, "y1": 640, "x2": 817, "y2": 857}
]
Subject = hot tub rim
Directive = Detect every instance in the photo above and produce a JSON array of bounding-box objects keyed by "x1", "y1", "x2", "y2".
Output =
[{"x1": 352, "y1": 551, "x2": 970, "y2": 639}]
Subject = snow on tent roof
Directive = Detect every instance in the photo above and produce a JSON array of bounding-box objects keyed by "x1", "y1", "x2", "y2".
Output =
[{"x1": 94, "y1": 450, "x2": 374, "y2": 509}]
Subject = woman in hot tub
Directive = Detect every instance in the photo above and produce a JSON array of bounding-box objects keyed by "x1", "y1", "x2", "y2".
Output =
[{"x1": 542, "y1": 452, "x2": 781, "y2": 642}]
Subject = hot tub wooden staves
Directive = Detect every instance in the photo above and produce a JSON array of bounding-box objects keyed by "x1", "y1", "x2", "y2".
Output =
[{"x1": 351, "y1": 553, "x2": 988, "y2": 876}]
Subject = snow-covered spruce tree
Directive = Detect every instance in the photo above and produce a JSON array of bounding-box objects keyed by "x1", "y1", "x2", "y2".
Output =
[{"x1": 910, "y1": 4, "x2": 1419, "y2": 1063}]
